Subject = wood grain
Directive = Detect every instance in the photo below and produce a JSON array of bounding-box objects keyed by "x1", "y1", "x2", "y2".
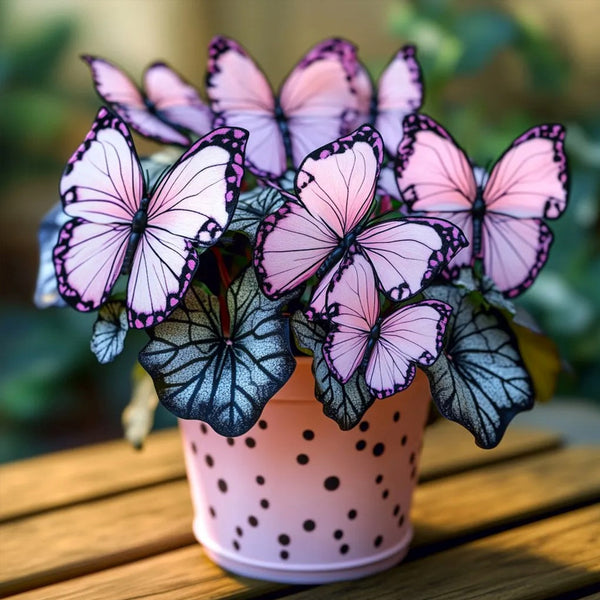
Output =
[
  {"x1": 7, "y1": 500, "x2": 599, "y2": 599},
  {"x1": 0, "y1": 429, "x2": 185, "y2": 522},
  {"x1": 1, "y1": 446, "x2": 595, "y2": 597},
  {"x1": 0, "y1": 424, "x2": 561, "y2": 522}
]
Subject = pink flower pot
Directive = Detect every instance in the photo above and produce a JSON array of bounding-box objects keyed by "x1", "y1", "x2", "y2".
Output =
[{"x1": 179, "y1": 357, "x2": 430, "y2": 584}]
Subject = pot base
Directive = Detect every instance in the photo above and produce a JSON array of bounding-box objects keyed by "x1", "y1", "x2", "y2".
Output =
[{"x1": 196, "y1": 518, "x2": 413, "y2": 584}]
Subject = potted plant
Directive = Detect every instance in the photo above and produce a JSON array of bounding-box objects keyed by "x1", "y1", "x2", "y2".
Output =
[{"x1": 35, "y1": 35, "x2": 568, "y2": 584}]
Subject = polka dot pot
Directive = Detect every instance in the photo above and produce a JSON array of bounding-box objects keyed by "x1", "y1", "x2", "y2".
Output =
[{"x1": 179, "y1": 357, "x2": 430, "y2": 584}]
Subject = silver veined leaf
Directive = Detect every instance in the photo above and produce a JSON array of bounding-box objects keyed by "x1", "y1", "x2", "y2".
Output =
[
  {"x1": 139, "y1": 267, "x2": 295, "y2": 436},
  {"x1": 423, "y1": 284, "x2": 533, "y2": 449},
  {"x1": 291, "y1": 311, "x2": 374, "y2": 430},
  {"x1": 229, "y1": 186, "x2": 285, "y2": 242},
  {"x1": 91, "y1": 300, "x2": 128, "y2": 364},
  {"x1": 34, "y1": 202, "x2": 69, "y2": 309}
]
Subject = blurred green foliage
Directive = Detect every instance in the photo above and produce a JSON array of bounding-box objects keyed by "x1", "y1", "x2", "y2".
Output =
[{"x1": 390, "y1": 0, "x2": 600, "y2": 400}]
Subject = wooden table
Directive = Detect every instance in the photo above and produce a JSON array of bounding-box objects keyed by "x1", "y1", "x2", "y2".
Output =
[{"x1": 1, "y1": 422, "x2": 599, "y2": 600}]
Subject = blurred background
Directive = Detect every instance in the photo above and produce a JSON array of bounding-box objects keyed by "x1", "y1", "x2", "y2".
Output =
[{"x1": 1, "y1": 0, "x2": 599, "y2": 462}]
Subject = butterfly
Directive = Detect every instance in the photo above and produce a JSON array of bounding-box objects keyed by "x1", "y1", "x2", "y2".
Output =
[
  {"x1": 352, "y1": 45, "x2": 423, "y2": 156},
  {"x1": 324, "y1": 252, "x2": 451, "y2": 399},
  {"x1": 206, "y1": 36, "x2": 360, "y2": 179},
  {"x1": 54, "y1": 107, "x2": 247, "y2": 329},
  {"x1": 83, "y1": 55, "x2": 213, "y2": 146},
  {"x1": 395, "y1": 114, "x2": 569, "y2": 297},
  {"x1": 253, "y1": 125, "x2": 467, "y2": 316}
]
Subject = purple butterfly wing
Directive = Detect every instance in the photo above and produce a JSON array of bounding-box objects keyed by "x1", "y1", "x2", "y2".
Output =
[
  {"x1": 280, "y1": 38, "x2": 361, "y2": 169},
  {"x1": 366, "y1": 299, "x2": 450, "y2": 399},
  {"x1": 396, "y1": 114, "x2": 477, "y2": 276},
  {"x1": 127, "y1": 127, "x2": 247, "y2": 328},
  {"x1": 375, "y1": 45, "x2": 423, "y2": 156},
  {"x1": 357, "y1": 216, "x2": 468, "y2": 301},
  {"x1": 481, "y1": 124, "x2": 568, "y2": 296},
  {"x1": 324, "y1": 253, "x2": 379, "y2": 384},
  {"x1": 207, "y1": 36, "x2": 285, "y2": 178},
  {"x1": 253, "y1": 126, "x2": 383, "y2": 302},
  {"x1": 83, "y1": 55, "x2": 190, "y2": 146},
  {"x1": 54, "y1": 108, "x2": 143, "y2": 311},
  {"x1": 144, "y1": 62, "x2": 213, "y2": 138}
]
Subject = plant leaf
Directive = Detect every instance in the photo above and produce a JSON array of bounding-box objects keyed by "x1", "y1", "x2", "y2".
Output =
[
  {"x1": 91, "y1": 300, "x2": 128, "y2": 364},
  {"x1": 229, "y1": 185, "x2": 285, "y2": 242},
  {"x1": 139, "y1": 267, "x2": 295, "y2": 436},
  {"x1": 292, "y1": 311, "x2": 374, "y2": 430},
  {"x1": 423, "y1": 284, "x2": 533, "y2": 448}
]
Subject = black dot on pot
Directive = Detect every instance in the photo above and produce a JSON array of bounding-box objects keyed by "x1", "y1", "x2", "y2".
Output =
[
  {"x1": 333, "y1": 529, "x2": 344, "y2": 540},
  {"x1": 209, "y1": 506, "x2": 216, "y2": 518},
  {"x1": 248, "y1": 515, "x2": 258, "y2": 527},
  {"x1": 409, "y1": 451, "x2": 416, "y2": 464},
  {"x1": 359, "y1": 421, "x2": 370, "y2": 432},
  {"x1": 236, "y1": 526, "x2": 243, "y2": 537},
  {"x1": 374, "y1": 535, "x2": 383, "y2": 548},
  {"x1": 217, "y1": 479, "x2": 228, "y2": 493},
  {"x1": 373, "y1": 443, "x2": 385, "y2": 457},
  {"x1": 324, "y1": 476, "x2": 340, "y2": 491},
  {"x1": 227, "y1": 437, "x2": 235, "y2": 446},
  {"x1": 280, "y1": 550, "x2": 289, "y2": 560},
  {"x1": 393, "y1": 411, "x2": 401, "y2": 422},
  {"x1": 303, "y1": 519, "x2": 316, "y2": 532},
  {"x1": 340, "y1": 544, "x2": 349, "y2": 555},
  {"x1": 191, "y1": 442, "x2": 197, "y2": 454},
  {"x1": 303, "y1": 429, "x2": 315, "y2": 441},
  {"x1": 278, "y1": 533, "x2": 291, "y2": 546},
  {"x1": 347, "y1": 509, "x2": 357, "y2": 520},
  {"x1": 296, "y1": 453, "x2": 309, "y2": 465},
  {"x1": 245, "y1": 437, "x2": 256, "y2": 449},
  {"x1": 233, "y1": 540, "x2": 240, "y2": 551},
  {"x1": 200, "y1": 423, "x2": 208, "y2": 434},
  {"x1": 398, "y1": 514, "x2": 405, "y2": 527},
  {"x1": 382, "y1": 489, "x2": 389, "y2": 500},
  {"x1": 393, "y1": 504, "x2": 400, "y2": 517},
  {"x1": 401, "y1": 435, "x2": 407, "y2": 446},
  {"x1": 260, "y1": 498, "x2": 270, "y2": 509},
  {"x1": 258, "y1": 419, "x2": 268, "y2": 430},
  {"x1": 256, "y1": 475, "x2": 265, "y2": 485},
  {"x1": 355, "y1": 440, "x2": 366, "y2": 451},
  {"x1": 375, "y1": 474, "x2": 383, "y2": 484},
  {"x1": 204, "y1": 454, "x2": 214, "y2": 468}
]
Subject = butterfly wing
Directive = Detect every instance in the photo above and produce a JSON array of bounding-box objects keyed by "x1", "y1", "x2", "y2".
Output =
[
  {"x1": 396, "y1": 114, "x2": 478, "y2": 275},
  {"x1": 54, "y1": 108, "x2": 143, "y2": 311},
  {"x1": 280, "y1": 38, "x2": 360, "y2": 169},
  {"x1": 357, "y1": 216, "x2": 468, "y2": 301},
  {"x1": 481, "y1": 124, "x2": 568, "y2": 296},
  {"x1": 143, "y1": 62, "x2": 213, "y2": 138},
  {"x1": 83, "y1": 55, "x2": 190, "y2": 146},
  {"x1": 207, "y1": 36, "x2": 285, "y2": 178},
  {"x1": 367, "y1": 300, "x2": 450, "y2": 399},
  {"x1": 127, "y1": 127, "x2": 247, "y2": 328},
  {"x1": 375, "y1": 46, "x2": 424, "y2": 155},
  {"x1": 324, "y1": 253, "x2": 379, "y2": 384},
  {"x1": 253, "y1": 125, "x2": 383, "y2": 301}
]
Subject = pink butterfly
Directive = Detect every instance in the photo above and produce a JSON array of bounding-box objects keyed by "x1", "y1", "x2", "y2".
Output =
[
  {"x1": 83, "y1": 55, "x2": 213, "y2": 146},
  {"x1": 206, "y1": 36, "x2": 360, "y2": 179},
  {"x1": 395, "y1": 114, "x2": 569, "y2": 297},
  {"x1": 254, "y1": 125, "x2": 467, "y2": 316},
  {"x1": 54, "y1": 108, "x2": 247, "y2": 329},
  {"x1": 352, "y1": 45, "x2": 423, "y2": 156},
  {"x1": 324, "y1": 252, "x2": 450, "y2": 399}
]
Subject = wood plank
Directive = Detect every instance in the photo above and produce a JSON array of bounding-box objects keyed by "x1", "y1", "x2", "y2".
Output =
[
  {"x1": 7, "y1": 499, "x2": 599, "y2": 600},
  {"x1": 412, "y1": 445, "x2": 600, "y2": 548},
  {"x1": 0, "y1": 424, "x2": 561, "y2": 522},
  {"x1": 0, "y1": 429, "x2": 185, "y2": 522},
  {"x1": 1, "y1": 446, "x2": 596, "y2": 597},
  {"x1": 281, "y1": 505, "x2": 600, "y2": 600}
]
